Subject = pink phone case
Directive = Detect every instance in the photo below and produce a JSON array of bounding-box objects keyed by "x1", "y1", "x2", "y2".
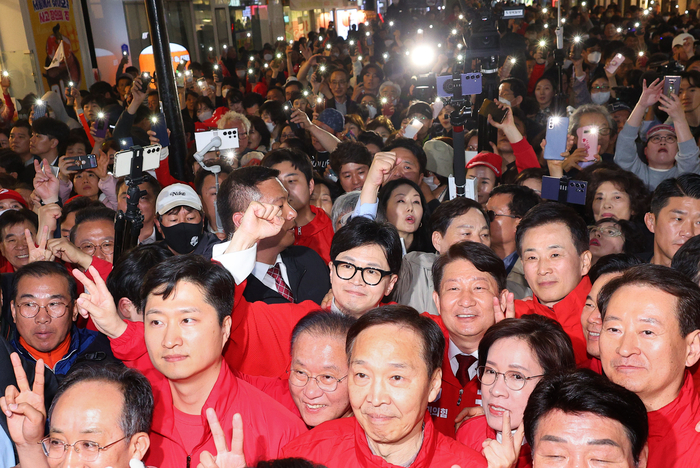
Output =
[
  {"x1": 605, "y1": 53, "x2": 625, "y2": 75},
  {"x1": 577, "y1": 126, "x2": 599, "y2": 168}
]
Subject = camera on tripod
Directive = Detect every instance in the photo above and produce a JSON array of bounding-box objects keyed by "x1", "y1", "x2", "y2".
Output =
[{"x1": 468, "y1": 6, "x2": 524, "y2": 58}]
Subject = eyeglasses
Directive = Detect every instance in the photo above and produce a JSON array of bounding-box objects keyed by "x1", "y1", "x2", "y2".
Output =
[
  {"x1": 477, "y1": 366, "x2": 544, "y2": 391},
  {"x1": 588, "y1": 225, "x2": 622, "y2": 238},
  {"x1": 16, "y1": 301, "x2": 70, "y2": 319},
  {"x1": 330, "y1": 80, "x2": 348, "y2": 86},
  {"x1": 592, "y1": 85, "x2": 610, "y2": 91},
  {"x1": 332, "y1": 260, "x2": 392, "y2": 286},
  {"x1": 287, "y1": 369, "x2": 347, "y2": 392},
  {"x1": 487, "y1": 210, "x2": 520, "y2": 222},
  {"x1": 649, "y1": 135, "x2": 677, "y2": 144},
  {"x1": 467, "y1": 145, "x2": 478, "y2": 151},
  {"x1": 595, "y1": 127, "x2": 612, "y2": 136},
  {"x1": 40, "y1": 436, "x2": 126, "y2": 462},
  {"x1": 79, "y1": 240, "x2": 115, "y2": 256}
]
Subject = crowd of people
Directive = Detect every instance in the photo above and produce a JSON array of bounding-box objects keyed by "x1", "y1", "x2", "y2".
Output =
[{"x1": 0, "y1": 0, "x2": 700, "y2": 467}]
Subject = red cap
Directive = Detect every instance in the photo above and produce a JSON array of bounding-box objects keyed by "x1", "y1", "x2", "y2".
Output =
[
  {"x1": 0, "y1": 189, "x2": 28, "y2": 208},
  {"x1": 466, "y1": 152, "x2": 503, "y2": 178},
  {"x1": 194, "y1": 107, "x2": 230, "y2": 132}
]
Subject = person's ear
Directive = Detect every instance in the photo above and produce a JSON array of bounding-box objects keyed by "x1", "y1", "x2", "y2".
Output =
[
  {"x1": 71, "y1": 303, "x2": 79, "y2": 321},
  {"x1": 384, "y1": 273, "x2": 399, "y2": 297},
  {"x1": 308, "y1": 177, "x2": 315, "y2": 197},
  {"x1": 580, "y1": 250, "x2": 592, "y2": 277},
  {"x1": 50, "y1": 138, "x2": 59, "y2": 150},
  {"x1": 117, "y1": 297, "x2": 138, "y2": 321},
  {"x1": 685, "y1": 330, "x2": 700, "y2": 368},
  {"x1": 428, "y1": 367, "x2": 443, "y2": 403},
  {"x1": 431, "y1": 231, "x2": 444, "y2": 254},
  {"x1": 128, "y1": 432, "x2": 151, "y2": 462},
  {"x1": 232, "y1": 211, "x2": 244, "y2": 229},
  {"x1": 221, "y1": 315, "x2": 232, "y2": 345},
  {"x1": 644, "y1": 212, "x2": 656, "y2": 234},
  {"x1": 154, "y1": 218, "x2": 163, "y2": 236},
  {"x1": 637, "y1": 443, "x2": 649, "y2": 468},
  {"x1": 512, "y1": 95, "x2": 523, "y2": 107},
  {"x1": 10, "y1": 301, "x2": 16, "y2": 323}
]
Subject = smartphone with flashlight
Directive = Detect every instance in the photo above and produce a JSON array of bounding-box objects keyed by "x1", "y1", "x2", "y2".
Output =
[
  {"x1": 605, "y1": 53, "x2": 625, "y2": 75},
  {"x1": 478, "y1": 99, "x2": 508, "y2": 124},
  {"x1": 94, "y1": 117, "x2": 108, "y2": 139},
  {"x1": 283, "y1": 100, "x2": 300, "y2": 131},
  {"x1": 141, "y1": 72, "x2": 153, "y2": 89},
  {"x1": 664, "y1": 76, "x2": 681, "y2": 97},
  {"x1": 577, "y1": 125, "x2": 598, "y2": 168},
  {"x1": 381, "y1": 97, "x2": 394, "y2": 116},
  {"x1": 544, "y1": 116, "x2": 570, "y2": 160},
  {"x1": 121, "y1": 44, "x2": 129, "y2": 57},
  {"x1": 403, "y1": 119, "x2": 424, "y2": 139},
  {"x1": 151, "y1": 113, "x2": 170, "y2": 147},
  {"x1": 33, "y1": 100, "x2": 47, "y2": 119}
]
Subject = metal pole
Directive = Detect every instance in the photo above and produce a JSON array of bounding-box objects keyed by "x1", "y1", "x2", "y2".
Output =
[{"x1": 143, "y1": 0, "x2": 188, "y2": 181}]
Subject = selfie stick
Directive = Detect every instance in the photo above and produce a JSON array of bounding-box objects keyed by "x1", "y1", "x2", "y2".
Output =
[
  {"x1": 553, "y1": 0, "x2": 567, "y2": 114},
  {"x1": 449, "y1": 69, "x2": 468, "y2": 199},
  {"x1": 193, "y1": 136, "x2": 224, "y2": 234},
  {"x1": 114, "y1": 146, "x2": 146, "y2": 261}
]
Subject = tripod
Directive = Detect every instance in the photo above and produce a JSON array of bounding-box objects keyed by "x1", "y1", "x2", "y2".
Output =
[{"x1": 114, "y1": 146, "x2": 146, "y2": 262}]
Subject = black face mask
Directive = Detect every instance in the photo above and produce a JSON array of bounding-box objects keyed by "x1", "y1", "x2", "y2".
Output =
[{"x1": 161, "y1": 220, "x2": 204, "y2": 254}]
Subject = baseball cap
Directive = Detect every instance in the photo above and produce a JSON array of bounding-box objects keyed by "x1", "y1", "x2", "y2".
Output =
[
  {"x1": 423, "y1": 139, "x2": 453, "y2": 178},
  {"x1": 318, "y1": 108, "x2": 345, "y2": 134},
  {"x1": 673, "y1": 33, "x2": 695, "y2": 49},
  {"x1": 156, "y1": 183, "x2": 203, "y2": 216},
  {"x1": 607, "y1": 101, "x2": 632, "y2": 114},
  {"x1": 466, "y1": 152, "x2": 503, "y2": 178},
  {"x1": 646, "y1": 124, "x2": 676, "y2": 140},
  {"x1": 0, "y1": 189, "x2": 27, "y2": 208}
]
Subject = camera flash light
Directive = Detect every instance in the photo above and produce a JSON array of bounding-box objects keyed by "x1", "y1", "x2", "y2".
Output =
[
  {"x1": 510, "y1": 57, "x2": 516, "y2": 64},
  {"x1": 97, "y1": 112, "x2": 105, "y2": 119}
]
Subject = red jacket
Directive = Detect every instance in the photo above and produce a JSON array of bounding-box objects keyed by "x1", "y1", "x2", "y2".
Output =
[
  {"x1": 109, "y1": 323, "x2": 307, "y2": 467},
  {"x1": 424, "y1": 314, "x2": 480, "y2": 438},
  {"x1": 647, "y1": 372, "x2": 700, "y2": 468},
  {"x1": 515, "y1": 277, "x2": 591, "y2": 366},
  {"x1": 511, "y1": 138, "x2": 541, "y2": 174},
  {"x1": 294, "y1": 205, "x2": 333, "y2": 264},
  {"x1": 456, "y1": 415, "x2": 532, "y2": 468},
  {"x1": 582, "y1": 357, "x2": 602, "y2": 374},
  {"x1": 233, "y1": 371, "x2": 301, "y2": 418},
  {"x1": 282, "y1": 412, "x2": 487, "y2": 468}
]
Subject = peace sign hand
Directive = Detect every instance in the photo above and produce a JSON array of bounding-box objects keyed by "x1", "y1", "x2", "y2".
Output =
[
  {"x1": 197, "y1": 409, "x2": 246, "y2": 468},
  {"x1": 482, "y1": 410, "x2": 525, "y2": 468},
  {"x1": 0, "y1": 353, "x2": 46, "y2": 447},
  {"x1": 26, "y1": 226, "x2": 54, "y2": 264},
  {"x1": 493, "y1": 291, "x2": 516, "y2": 323}
]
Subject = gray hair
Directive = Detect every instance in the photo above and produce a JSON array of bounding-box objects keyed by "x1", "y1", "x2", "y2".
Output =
[
  {"x1": 218, "y1": 111, "x2": 251, "y2": 133},
  {"x1": 379, "y1": 81, "x2": 402, "y2": 97},
  {"x1": 568, "y1": 104, "x2": 617, "y2": 139},
  {"x1": 331, "y1": 191, "x2": 361, "y2": 231}
]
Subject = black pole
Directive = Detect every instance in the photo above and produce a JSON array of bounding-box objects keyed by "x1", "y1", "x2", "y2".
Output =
[
  {"x1": 143, "y1": 0, "x2": 188, "y2": 181},
  {"x1": 79, "y1": 0, "x2": 98, "y2": 70}
]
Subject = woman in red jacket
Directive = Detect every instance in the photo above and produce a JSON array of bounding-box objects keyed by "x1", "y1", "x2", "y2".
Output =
[{"x1": 456, "y1": 315, "x2": 576, "y2": 468}]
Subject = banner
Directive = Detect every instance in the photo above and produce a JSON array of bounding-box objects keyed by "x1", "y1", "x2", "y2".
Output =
[{"x1": 26, "y1": 0, "x2": 87, "y2": 96}]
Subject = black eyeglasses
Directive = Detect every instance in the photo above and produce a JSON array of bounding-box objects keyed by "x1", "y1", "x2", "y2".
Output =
[
  {"x1": 487, "y1": 210, "x2": 520, "y2": 223},
  {"x1": 332, "y1": 260, "x2": 392, "y2": 286}
]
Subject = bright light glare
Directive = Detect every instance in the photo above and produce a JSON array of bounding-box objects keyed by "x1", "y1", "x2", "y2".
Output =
[
  {"x1": 544, "y1": 23, "x2": 549, "y2": 29},
  {"x1": 411, "y1": 45, "x2": 434, "y2": 65},
  {"x1": 366, "y1": 32, "x2": 370, "y2": 36},
  {"x1": 582, "y1": 1, "x2": 586, "y2": 5},
  {"x1": 437, "y1": 43, "x2": 442, "y2": 48},
  {"x1": 561, "y1": 18, "x2": 566, "y2": 23},
  {"x1": 510, "y1": 57, "x2": 516, "y2": 64},
  {"x1": 249, "y1": 56, "x2": 254, "y2": 61},
  {"x1": 542, "y1": 8, "x2": 548, "y2": 13},
  {"x1": 364, "y1": 21, "x2": 369, "y2": 26},
  {"x1": 639, "y1": 51, "x2": 645, "y2": 56},
  {"x1": 209, "y1": 47, "x2": 213, "y2": 51},
  {"x1": 97, "y1": 112, "x2": 105, "y2": 119},
  {"x1": 457, "y1": 43, "x2": 463, "y2": 49},
  {"x1": 539, "y1": 39, "x2": 547, "y2": 47},
  {"x1": 644, "y1": 9, "x2": 649, "y2": 14},
  {"x1": 417, "y1": 29, "x2": 423, "y2": 34},
  {"x1": 551, "y1": 116, "x2": 561, "y2": 125},
  {"x1": 590, "y1": 127, "x2": 598, "y2": 135},
  {"x1": 2, "y1": 71, "x2": 8, "y2": 77},
  {"x1": 151, "y1": 116, "x2": 158, "y2": 123},
  {"x1": 358, "y1": 55, "x2": 363, "y2": 61},
  {"x1": 616, "y1": 27, "x2": 622, "y2": 32},
  {"x1": 574, "y1": 36, "x2": 581, "y2": 43},
  {"x1": 458, "y1": 14, "x2": 464, "y2": 19},
  {"x1": 389, "y1": 21, "x2": 394, "y2": 26},
  {"x1": 223, "y1": 45, "x2": 228, "y2": 49},
  {"x1": 264, "y1": 63, "x2": 269, "y2": 68},
  {"x1": 246, "y1": 33, "x2": 251, "y2": 37},
  {"x1": 316, "y1": 97, "x2": 323, "y2": 103},
  {"x1": 383, "y1": 52, "x2": 389, "y2": 58},
  {"x1": 349, "y1": 40, "x2": 355, "y2": 45},
  {"x1": 451, "y1": 29, "x2": 458, "y2": 35},
  {"x1": 457, "y1": 54, "x2": 464, "y2": 61},
  {"x1": 35, "y1": 99, "x2": 43, "y2": 106},
  {"x1": 68, "y1": 81, "x2": 74, "y2": 86},
  {"x1": 214, "y1": 65, "x2": 219, "y2": 70},
  {"x1": 635, "y1": 22, "x2": 640, "y2": 27}
]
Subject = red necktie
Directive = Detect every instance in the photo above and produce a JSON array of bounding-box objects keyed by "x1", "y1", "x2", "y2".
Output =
[
  {"x1": 455, "y1": 354, "x2": 477, "y2": 388},
  {"x1": 267, "y1": 263, "x2": 294, "y2": 302}
]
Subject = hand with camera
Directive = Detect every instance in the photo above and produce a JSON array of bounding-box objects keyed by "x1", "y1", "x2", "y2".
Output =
[
  {"x1": 659, "y1": 92, "x2": 692, "y2": 143},
  {"x1": 57, "y1": 155, "x2": 78, "y2": 183},
  {"x1": 128, "y1": 78, "x2": 147, "y2": 115},
  {"x1": 487, "y1": 101, "x2": 522, "y2": 143},
  {"x1": 90, "y1": 121, "x2": 106, "y2": 150}
]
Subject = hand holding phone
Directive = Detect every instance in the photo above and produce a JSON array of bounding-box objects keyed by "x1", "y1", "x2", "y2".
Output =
[
  {"x1": 544, "y1": 116, "x2": 570, "y2": 161},
  {"x1": 66, "y1": 154, "x2": 98, "y2": 172},
  {"x1": 33, "y1": 100, "x2": 46, "y2": 119},
  {"x1": 403, "y1": 119, "x2": 424, "y2": 139},
  {"x1": 664, "y1": 76, "x2": 681, "y2": 97},
  {"x1": 577, "y1": 125, "x2": 599, "y2": 168},
  {"x1": 479, "y1": 99, "x2": 508, "y2": 124},
  {"x1": 605, "y1": 53, "x2": 625, "y2": 75}
]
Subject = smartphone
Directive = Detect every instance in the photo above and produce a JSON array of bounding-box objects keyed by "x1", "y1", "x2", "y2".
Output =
[
  {"x1": 33, "y1": 100, "x2": 46, "y2": 119},
  {"x1": 541, "y1": 176, "x2": 588, "y2": 205},
  {"x1": 403, "y1": 119, "x2": 424, "y2": 139},
  {"x1": 479, "y1": 99, "x2": 508, "y2": 124},
  {"x1": 213, "y1": 65, "x2": 223, "y2": 82},
  {"x1": 118, "y1": 137, "x2": 134, "y2": 150},
  {"x1": 94, "y1": 118, "x2": 108, "y2": 139},
  {"x1": 150, "y1": 113, "x2": 170, "y2": 147},
  {"x1": 141, "y1": 72, "x2": 153, "y2": 89},
  {"x1": 283, "y1": 100, "x2": 300, "y2": 131},
  {"x1": 572, "y1": 42, "x2": 583, "y2": 60},
  {"x1": 314, "y1": 96, "x2": 326, "y2": 113},
  {"x1": 113, "y1": 144, "x2": 162, "y2": 178},
  {"x1": 577, "y1": 125, "x2": 599, "y2": 168},
  {"x1": 664, "y1": 76, "x2": 681, "y2": 97},
  {"x1": 66, "y1": 154, "x2": 98, "y2": 172},
  {"x1": 544, "y1": 116, "x2": 570, "y2": 160},
  {"x1": 121, "y1": 44, "x2": 129, "y2": 57},
  {"x1": 605, "y1": 53, "x2": 625, "y2": 75},
  {"x1": 381, "y1": 97, "x2": 393, "y2": 117},
  {"x1": 194, "y1": 129, "x2": 239, "y2": 153}
]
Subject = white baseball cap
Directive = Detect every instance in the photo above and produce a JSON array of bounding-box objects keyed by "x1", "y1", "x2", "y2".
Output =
[{"x1": 156, "y1": 183, "x2": 203, "y2": 216}]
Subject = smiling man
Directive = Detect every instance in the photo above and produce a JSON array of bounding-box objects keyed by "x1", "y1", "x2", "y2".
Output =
[
  {"x1": 0, "y1": 209, "x2": 37, "y2": 273},
  {"x1": 514, "y1": 203, "x2": 592, "y2": 366},
  {"x1": 597, "y1": 265, "x2": 700, "y2": 468},
  {"x1": 282, "y1": 306, "x2": 487, "y2": 468}
]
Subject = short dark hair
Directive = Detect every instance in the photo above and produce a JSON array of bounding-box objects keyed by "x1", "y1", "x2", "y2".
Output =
[
  {"x1": 500, "y1": 78, "x2": 527, "y2": 98},
  {"x1": 12, "y1": 261, "x2": 78, "y2": 303},
  {"x1": 217, "y1": 165, "x2": 280, "y2": 236},
  {"x1": 89, "y1": 81, "x2": 115, "y2": 98},
  {"x1": 243, "y1": 92, "x2": 265, "y2": 110},
  {"x1": 106, "y1": 244, "x2": 174, "y2": 312},
  {"x1": 59, "y1": 197, "x2": 104, "y2": 226},
  {"x1": 31, "y1": 117, "x2": 70, "y2": 155},
  {"x1": 261, "y1": 148, "x2": 314, "y2": 185},
  {"x1": 382, "y1": 138, "x2": 428, "y2": 174},
  {"x1": 70, "y1": 206, "x2": 116, "y2": 243},
  {"x1": 80, "y1": 93, "x2": 105, "y2": 109},
  {"x1": 139, "y1": 255, "x2": 235, "y2": 324},
  {"x1": 65, "y1": 132, "x2": 91, "y2": 154},
  {"x1": 49, "y1": 363, "x2": 153, "y2": 439},
  {"x1": 346, "y1": 305, "x2": 445, "y2": 378},
  {"x1": 650, "y1": 174, "x2": 700, "y2": 217},
  {"x1": 524, "y1": 370, "x2": 648, "y2": 466},
  {"x1": 588, "y1": 253, "x2": 643, "y2": 284},
  {"x1": 0, "y1": 149, "x2": 24, "y2": 176},
  {"x1": 11, "y1": 119, "x2": 31, "y2": 134},
  {"x1": 115, "y1": 173, "x2": 161, "y2": 199},
  {"x1": 260, "y1": 100, "x2": 286, "y2": 126},
  {"x1": 586, "y1": 169, "x2": 650, "y2": 221},
  {"x1": 489, "y1": 184, "x2": 540, "y2": 218},
  {"x1": 598, "y1": 264, "x2": 700, "y2": 338},
  {"x1": 0, "y1": 209, "x2": 37, "y2": 241},
  {"x1": 329, "y1": 141, "x2": 372, "y2": 175},
  {"x1": 516, "y1": 202, "x2": 589, "y2": 257},
  {"x1": 478, "y1": 314, "x2": 576, "y2": 374},
  {"x1": 430, "y1": 197, "x2": 489, "y2": 236},
  {"x1": 290, "y1": 311, "x2": 356, "y2": 353},
  {"x1": 330, "y1": 217, "x2": 402, "y2": 275},
  {"x1": 432, "y1": 241, "x2": 507, "y2": 292},
  {"x1": 357, "y1": 130, "x2": 384, "y2": 149},
  {"x1": 193, "y1": 160, "x2": 234, "y2": 196},
  {"x1": 671, "y1": 235, "x2": 700, "y2": 284},
  {"x1": 248, "y1": 115, "x2": 272, "y2": 148}
]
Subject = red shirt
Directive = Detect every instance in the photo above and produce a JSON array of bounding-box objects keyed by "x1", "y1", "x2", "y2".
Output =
[
  {"x1": 582, "y1": 357, "x2": 602, "y2": 374},
  {"x1": 515, "y1": 277, "x2": 591, "y2": 366},
  {"x1": 294, "y1": 205, "x2": 334, "y2": 264},
  {"x1": 456, "y1": 415, "x2": 532, "y2": 468},
  {"x1": 233, "y1": 371, "x2": 301, "y2": 418},
  {"x1": 647, "y1": 372, "x2": 700, "y2": 468},
  {"x1": 423, "y1": 314, "x2": 480, "y2": 438},
  {"x1": 282, "y1": 412, "x2": 487, "y2": 468}
]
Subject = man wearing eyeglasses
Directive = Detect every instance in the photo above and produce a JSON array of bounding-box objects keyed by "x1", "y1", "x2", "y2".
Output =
[
  {"x1": 615, "y1": 78, "x2": 700, "y2": 191},
  {"x1": 325, "y1": 69, "x2": 359, "y2": 116},
  {"x1": 9, "y1": 261, "x2": 115, "y2": 378}
]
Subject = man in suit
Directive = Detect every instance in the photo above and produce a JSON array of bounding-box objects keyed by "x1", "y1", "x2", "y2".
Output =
[{"x1": 216, "y1": 165, "x2": 330, "y2": 305}]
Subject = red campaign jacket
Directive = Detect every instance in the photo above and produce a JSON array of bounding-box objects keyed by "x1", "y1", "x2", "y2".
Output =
[
  {"x1": 281, "y1": 412, "x2": 488, "y2": 468},
  {"x1": 582, "y1": 357, "x2": 602, "y2": 375},
  {"x1": 109, "y1": 325, "x2": 307, "y2": 467},
  {"x1": 510, "y1": 138, "x2": 541, "y2": 174},
  {"x1": 293, "y1": 205, "x2": 334, "y2": 264},
  {"x1": 233, "y1": 371, "x2": 301, "y2": 418},
  {"x1": 515, "y1": 277, "x2": 591, "y2": 366},
  {"x1": 423, "y1": 314, "x2": 480, "y2": 438},
  {"x1": 456, "y1": 415, "x2": 532, "y2": 468},
  {"x1": 647, "y1": 372, "x2": 700, "y2": 468}
]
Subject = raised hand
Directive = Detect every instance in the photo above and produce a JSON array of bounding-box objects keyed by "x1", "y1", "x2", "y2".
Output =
[
  {"x1": 493, "y1": 291, "x2": 516, "y2": 323},
  {"x1": 454, "y1": 405, "x2": 485, "y2": 432},
  {"x1": 33, "y1": 159, "x2": 60, "y2": 203},
  {"x1": 638, "y1": 79, "x2": 663, "y2": 109},
  {"x1": 35, "y1": 203, "x2": 61, "y2": 240},
  {"x1": 659, "y1": 93, "x2": 685, "y2": 123},
  {"x1": 367, "y1": 151, "x2": 398, "y2": 188},
  {"x1": 73, "y1": 266, "x2": 127, "y2": 339},
  {"x1": 0, "y1": 353, "x2": 46, "y2": 447},
  {"x1": 236, "y1": 201, "x2": 285, "y2": 245},
  {"x1": 48, "y1": 237, "x2": 92, "y2": 270},
  {"x1": 290, "y1": 109, "x2": 313, "y2": 130},
  {"x1": 482, "y1": 410, "x2": 524, "y2": 468},
  {"x1": 197, "y1": 409, "x2": 246, "y2": 468},
  {"x1": 26, "y1": 227, "x2": 53, "y2": 264}
]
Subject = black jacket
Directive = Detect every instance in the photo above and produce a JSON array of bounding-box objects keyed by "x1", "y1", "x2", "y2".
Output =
[{"x1": 243, "y1": 245, "x2": 330, "y2": 305}]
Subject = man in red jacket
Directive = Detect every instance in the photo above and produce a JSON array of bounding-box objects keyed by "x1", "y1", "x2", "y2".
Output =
[
  {"x1": 72, "y1": 254, "x2": 306, "y2": 468},
  {"x1": 514, "y1": 202, "x2": 593, "y2": 365},
  {"x1": 428, "y1": 241, "x2": 510, "y2": 438},
  {"x1": 282, "y1": 306, "x2": 488, "y2": 468},
  {"x1": 598, "y1": 265, "x2": 700, "y2": 468}
]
